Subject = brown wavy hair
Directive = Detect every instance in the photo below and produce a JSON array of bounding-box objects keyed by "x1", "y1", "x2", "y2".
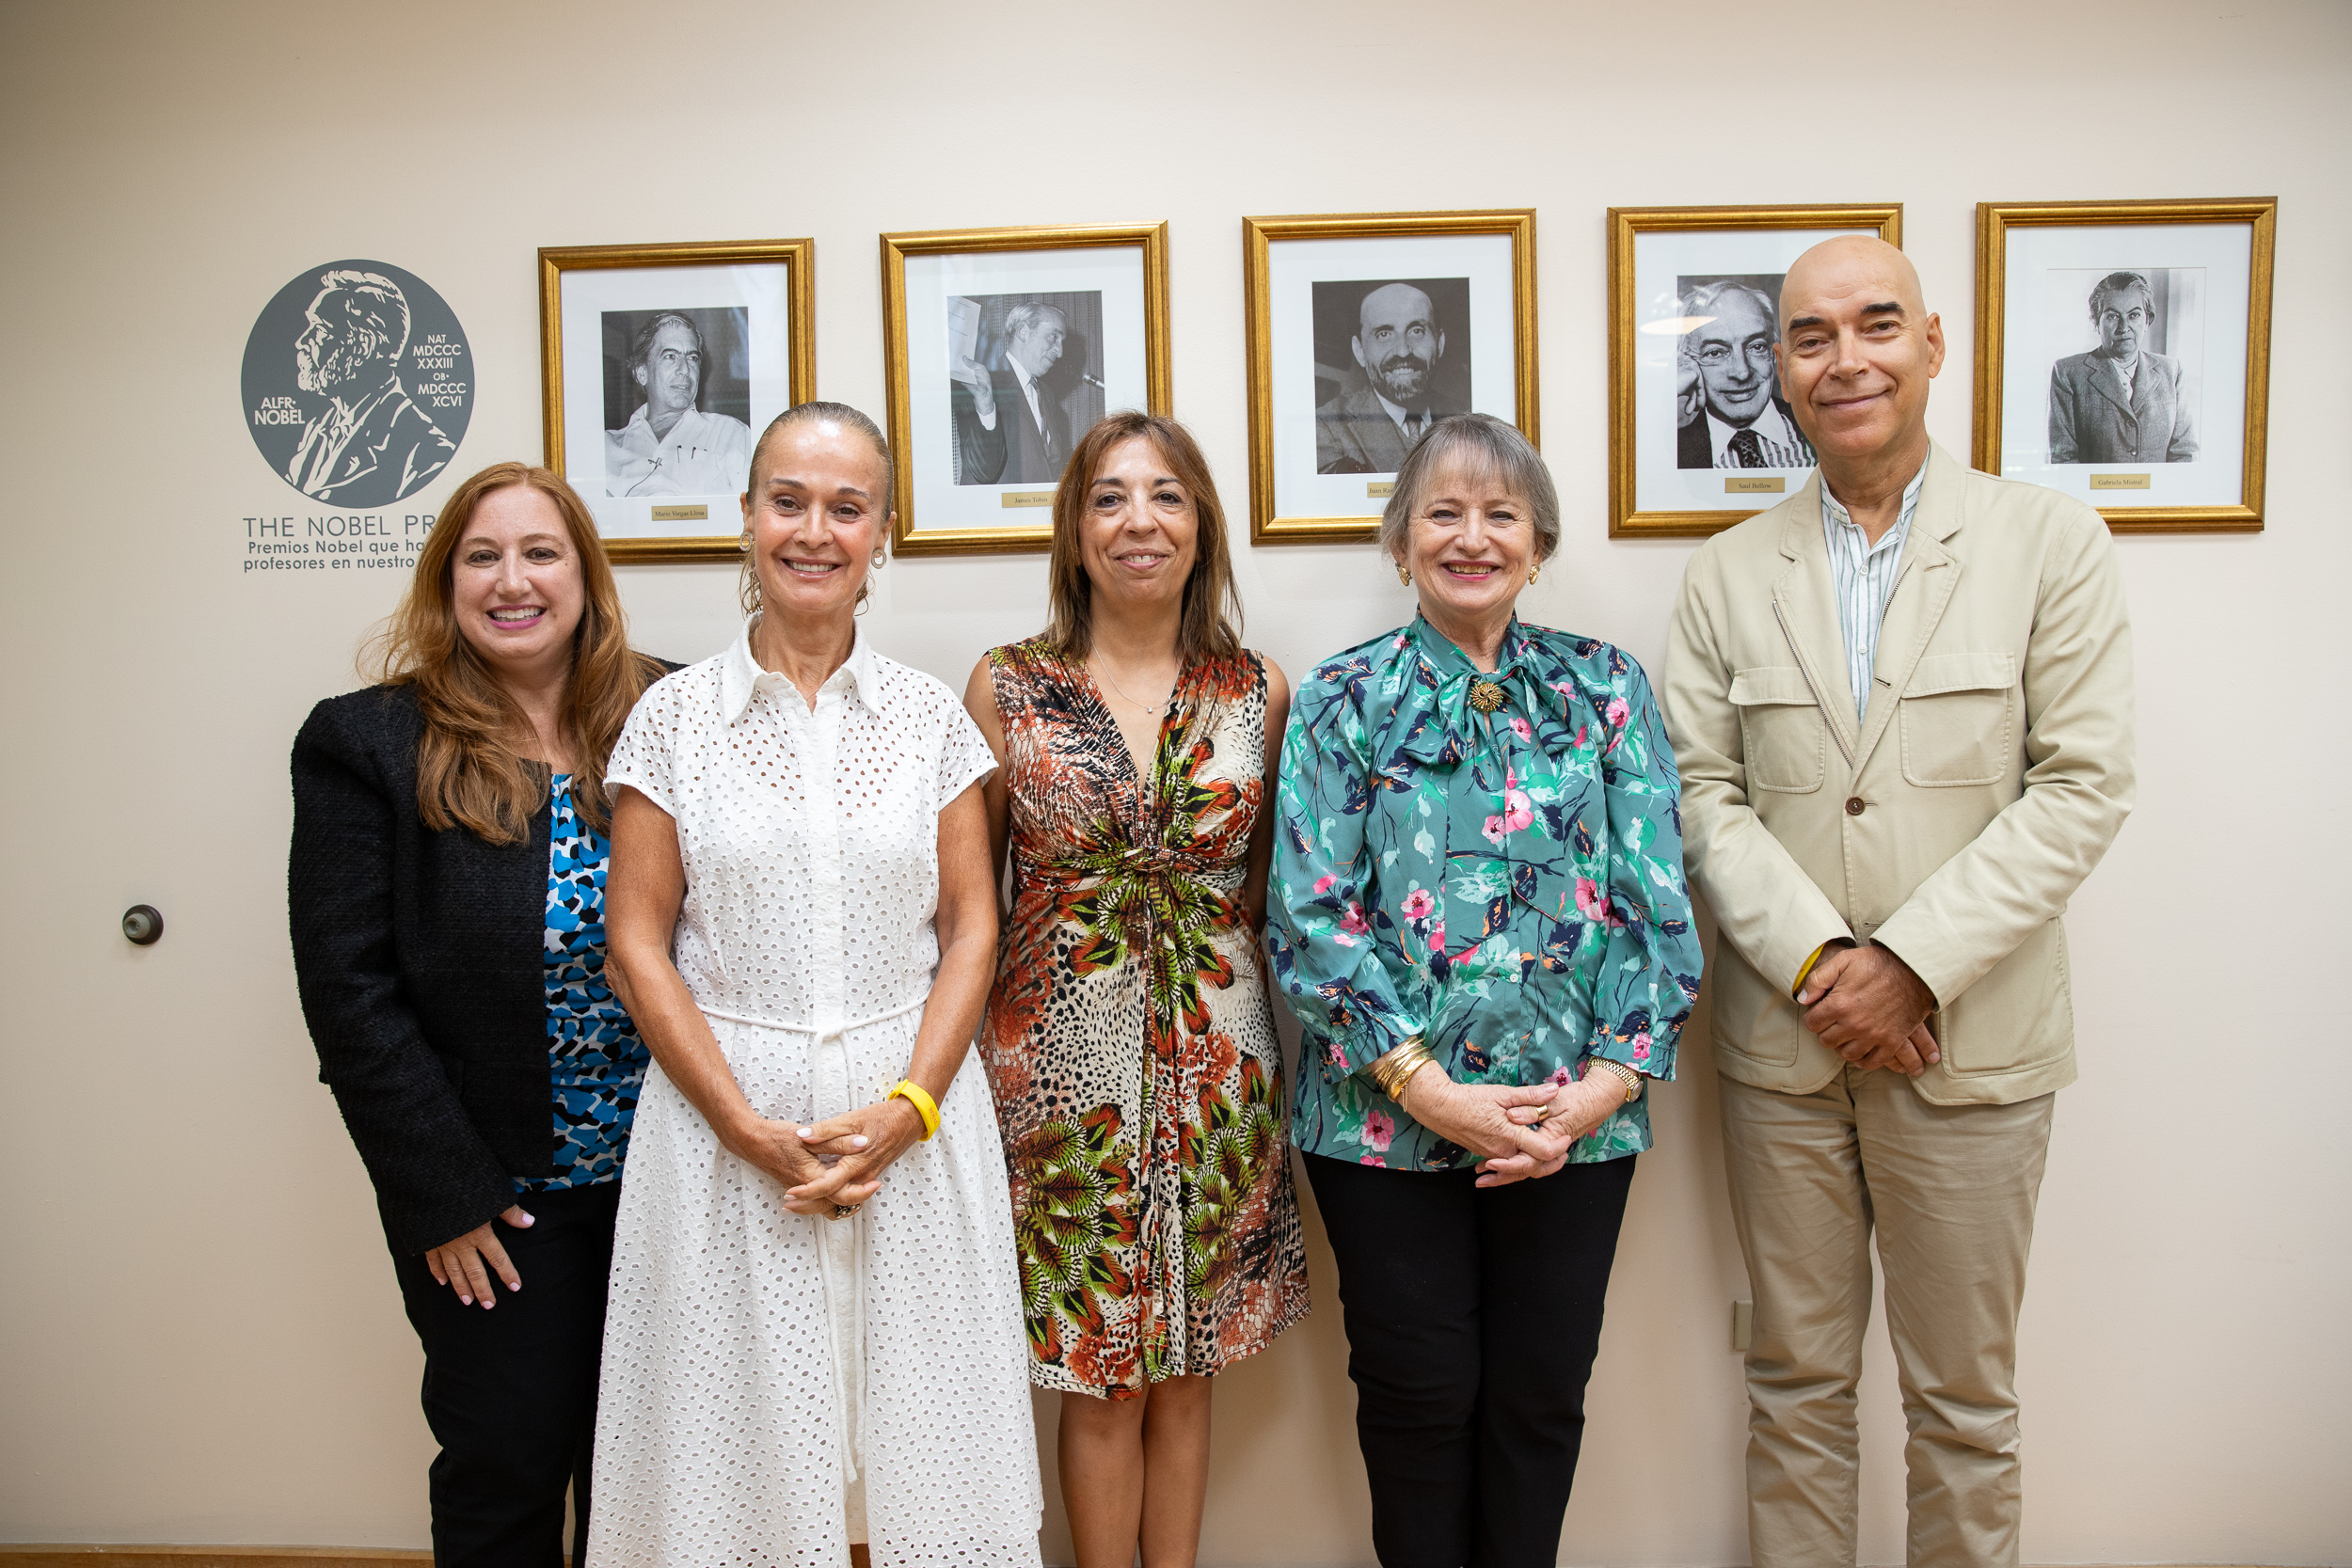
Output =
[
  {"x1": 365, "y1": 462, "x2": 665, "y2": 844},
  {"x1": 1041, "y1": 412, "x2": 1242, "y2": 660}
]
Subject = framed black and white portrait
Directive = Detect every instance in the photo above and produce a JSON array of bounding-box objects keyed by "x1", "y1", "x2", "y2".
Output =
[
  {"x1": 538, "y1": 239, "x2": 815, "y2": 562},
  {"x1": 881, "y1": 223, "x2": 1169, "y2": 556},
  {"x1": 1974, "y1": 198, "x2": 2275, "y2": 532},
  {"x1": 1607, "y1": 204, "x2": 1902, "y2": 537},
  {"x1": 1245, "y1": 210, "x2": 1535, "y2": 544}
]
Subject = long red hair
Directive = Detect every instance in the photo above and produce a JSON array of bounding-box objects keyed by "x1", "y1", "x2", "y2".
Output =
[{"x1": 364, "y1": 462, "x2": 664, "y2": 844}]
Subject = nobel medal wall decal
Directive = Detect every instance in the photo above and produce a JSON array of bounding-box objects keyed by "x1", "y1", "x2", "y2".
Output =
[{"x1": 242, "y1": 260, "x2": 472, "y2": 508}]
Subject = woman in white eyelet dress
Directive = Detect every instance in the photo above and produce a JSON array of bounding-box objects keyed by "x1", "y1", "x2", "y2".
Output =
[{"x1": 589, "y1": 404, "x2": 1041, "y2": 1567}]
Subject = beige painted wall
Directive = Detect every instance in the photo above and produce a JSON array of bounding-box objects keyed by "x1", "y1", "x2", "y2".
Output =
[{"x1": 2, "y1": 0, "x2": 2346, "y2": 1562}]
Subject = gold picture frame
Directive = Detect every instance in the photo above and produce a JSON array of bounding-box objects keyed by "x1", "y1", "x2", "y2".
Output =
[
  {"x1": 537, "y1": 237, "x2": 817, "y2": 563},
  {"x1": 1607, "y1": 203, "x2": 1902, "y2": 537},
  {"x1": 1243, "y1": 209, "x2": 1537, "y2": 545},
  {"x1": 1972, "y1": 197, "x2": 2275, "y2": 533},
  {"x1": 880, "y1": 221, "x2": 1171, "y2": 556}
]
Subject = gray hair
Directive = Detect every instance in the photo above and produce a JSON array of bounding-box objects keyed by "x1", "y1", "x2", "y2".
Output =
[
  {"x1": 314, "y1": 268, "x2": 412, "y2": 361},
  {"x1": 1678, "y1": 279, "x2": 1779, "y2": 338},
  {"x1": 629, "y1": 310, "x2": 706, "y2": 372},
  {"x1": 1002, "y1": 301, "x2": 1067, "y2": 341},
  {"x1": 1378, "y1": 412, "x2": 1560, "y2": 567},
  {"x1": 2088, "y1": 270, "x2": 2154, "y2": 320},
  {"x1": 740, "y1": 401, "x2": 896, "y2": 617}
]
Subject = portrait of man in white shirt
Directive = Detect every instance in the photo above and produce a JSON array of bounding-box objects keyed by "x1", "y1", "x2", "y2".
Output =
[{"x1": 603, "y1": 309, "x2": 753, "y2": 499}]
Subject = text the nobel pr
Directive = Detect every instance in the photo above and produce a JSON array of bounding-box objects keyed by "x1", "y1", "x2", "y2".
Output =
[{"x1": 242, "y1": 513, "x2": 435, "y2": 574}]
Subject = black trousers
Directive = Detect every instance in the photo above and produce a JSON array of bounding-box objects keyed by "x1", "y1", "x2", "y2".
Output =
[
  {"x1": 391, "y1": 1180, "x2": 619, "y2": 1568},
  {"x1": 1304, "y1": 1151, "x2": 1637, "y2": 1568}
]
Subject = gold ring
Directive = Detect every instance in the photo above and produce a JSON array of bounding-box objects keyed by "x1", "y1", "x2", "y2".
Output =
[{"x1": 831, "y1": 1204, "x2": 856, "y2": 1221}]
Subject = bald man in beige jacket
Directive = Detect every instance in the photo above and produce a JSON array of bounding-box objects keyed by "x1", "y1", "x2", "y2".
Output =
[{"x1": 1663, "y1": 238, "x2": 2135, "y2": 1568}]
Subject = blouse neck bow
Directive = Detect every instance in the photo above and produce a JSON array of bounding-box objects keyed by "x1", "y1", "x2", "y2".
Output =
[{"x1": 1389, "y1": 615, "x2": 1582, "y2": 768}]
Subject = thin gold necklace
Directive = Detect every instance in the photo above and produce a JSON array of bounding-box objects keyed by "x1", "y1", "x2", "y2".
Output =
[{"x1": 1092, "y1": 656, "x2": 1176, "y2": 714}]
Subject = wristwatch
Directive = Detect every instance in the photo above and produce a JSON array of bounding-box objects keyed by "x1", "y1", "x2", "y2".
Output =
[{"x1": 1584, "y1": 1057, "x2": 1643, "y2": 1103}]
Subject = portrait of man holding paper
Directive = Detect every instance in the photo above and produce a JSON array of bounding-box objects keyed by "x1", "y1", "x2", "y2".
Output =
[{"x1": 946, "y1": 290, "x2": 1106, "y2": 485}]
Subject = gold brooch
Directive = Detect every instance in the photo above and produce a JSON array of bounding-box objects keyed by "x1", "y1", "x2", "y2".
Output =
[{"x1": 1468, "y1": 679, "x2": 1506, "y2": 713}]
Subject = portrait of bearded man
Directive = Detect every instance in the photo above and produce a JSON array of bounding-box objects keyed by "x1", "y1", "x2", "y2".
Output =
[
  {"x1": 285, "y1": 269, "x2": 456, "y2": 507},
  {"x1": 1314, "y1": 280, "x2": 1469, "y2": 475}
]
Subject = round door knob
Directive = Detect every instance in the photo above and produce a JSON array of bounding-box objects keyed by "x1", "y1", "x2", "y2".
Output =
[{"x1": 121, "y1": 905, "x2": 165, "y2": 945}]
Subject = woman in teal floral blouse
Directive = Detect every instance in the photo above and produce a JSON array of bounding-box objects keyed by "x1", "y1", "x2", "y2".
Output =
[{"x1": 1266, "y1": 413, "x2": 1702, "y2": 1567}]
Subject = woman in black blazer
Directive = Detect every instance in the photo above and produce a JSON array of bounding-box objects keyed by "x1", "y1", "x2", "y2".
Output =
[{"x1": 290, "y1": 461, "x2": 668, "y2": 1568}]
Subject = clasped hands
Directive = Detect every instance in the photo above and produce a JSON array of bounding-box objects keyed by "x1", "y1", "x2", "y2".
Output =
[
  {"x1": 1397, "y1": 1064, "x2": 1629, "y2": 1189},
  {"x1": 422, "y1": 1093, "x2": 927, "y2": 1311},
  {"x1": 722, "y1": 1094, "x2": 929, "y2": 1217},
  {"x1": 1797, "y1": 941, "x2": 1941, "y2": 1075}
]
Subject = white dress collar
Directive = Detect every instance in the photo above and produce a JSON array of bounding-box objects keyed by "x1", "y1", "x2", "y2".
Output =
[{"x1": 721, "y1": 614, "x2": 881, "y2": 725}]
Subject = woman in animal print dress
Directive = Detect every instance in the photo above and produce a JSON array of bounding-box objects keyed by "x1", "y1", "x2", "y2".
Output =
[{"x1": 964, "y1": 411, "x2": 1309, "y2": 1568}]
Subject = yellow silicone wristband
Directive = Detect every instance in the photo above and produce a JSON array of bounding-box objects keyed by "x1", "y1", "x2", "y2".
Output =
[
  {"x1": 890, "y1": 1079, "x2": 940, "y2": 1141},
  {"x1": 1790, "y1": 943, "x2": 1830, "y2": 1000}
]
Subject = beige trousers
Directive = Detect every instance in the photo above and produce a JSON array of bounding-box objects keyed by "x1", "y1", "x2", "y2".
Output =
[{"x1": 1719, "y1": 1068, "x2": 2056, "y2": 1568}]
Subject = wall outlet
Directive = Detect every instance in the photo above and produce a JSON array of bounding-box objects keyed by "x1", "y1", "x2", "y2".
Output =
[{"x1": 1731, "y1": 1299, "x2": 1754, "y2": 1353}]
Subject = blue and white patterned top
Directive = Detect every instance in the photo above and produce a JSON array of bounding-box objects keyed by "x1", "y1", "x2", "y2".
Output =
[{"x1": 517, "y1": 773, "x2": 649, "y2": 1192}]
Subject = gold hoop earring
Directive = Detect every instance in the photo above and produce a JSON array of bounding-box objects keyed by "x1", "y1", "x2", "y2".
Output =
[
  {"x1": 1396, "y1": 562, "x2": 1411, "y2": 587},
  {"x1": 739, "y1": 531, "x2": 753, "y2": 552}
]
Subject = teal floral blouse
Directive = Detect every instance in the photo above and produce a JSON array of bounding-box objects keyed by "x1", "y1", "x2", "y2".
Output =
[{"x1": 1266, "y1": 616, "x2": 1702, "y2": 1170}]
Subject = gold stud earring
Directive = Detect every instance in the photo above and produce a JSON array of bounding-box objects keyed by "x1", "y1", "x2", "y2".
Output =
[
  {"x1": 1528, "y1": 563, "x2": 1540, "y2": 585},
  {"x1": 1396, "y1": 562, "x2": 1411, "y2": 586}
]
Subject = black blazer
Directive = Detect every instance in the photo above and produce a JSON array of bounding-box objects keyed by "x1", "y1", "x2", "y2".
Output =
[{"x1": 288, "y1": 676, "x2": 664, "y2": 1254}]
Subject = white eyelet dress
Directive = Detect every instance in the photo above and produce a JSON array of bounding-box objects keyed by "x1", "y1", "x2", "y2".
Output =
[{"x1": 589, "y1": 620, "x2": 1041, "y2": 1567}]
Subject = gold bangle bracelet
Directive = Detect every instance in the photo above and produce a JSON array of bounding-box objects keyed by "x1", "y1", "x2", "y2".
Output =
[{"x1": 1367, "y1": 1037, "x2": 1438, "y2": 1101}]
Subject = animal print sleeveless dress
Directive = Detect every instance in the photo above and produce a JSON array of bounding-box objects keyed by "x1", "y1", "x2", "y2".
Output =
[{"x1": 980, "y1": 639, "x2": 1310, "y2": 1399}]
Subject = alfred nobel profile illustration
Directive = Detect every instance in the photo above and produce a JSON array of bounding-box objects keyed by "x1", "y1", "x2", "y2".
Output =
[{"x1": 286, "y1": 269, "x2": 457, "y2": 506}]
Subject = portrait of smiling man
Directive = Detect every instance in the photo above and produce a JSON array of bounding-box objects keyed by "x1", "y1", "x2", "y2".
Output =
[
  {"x1": 603, "y1": 309, "x2": 753, "y2": 499},
  {"x1": 1314, "y1": 280, "x2": 1469, "y2": 474},
  {"x1": 1663, "y1": 236, "x2": 2137, "y2": 1568},
  {"x1": 1675, "y1": 277, "x2": 1817, "y2": 470}
]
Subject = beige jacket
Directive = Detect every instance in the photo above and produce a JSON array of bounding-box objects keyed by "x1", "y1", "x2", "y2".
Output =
[{"x1": 1663, "y1": 442, "x2": 2135, "y2": 1104}]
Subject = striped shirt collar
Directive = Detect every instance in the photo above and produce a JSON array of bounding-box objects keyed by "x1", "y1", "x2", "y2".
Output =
[{"x1": 1819, "y1": 459, "x2": 1928, "y2": 718}]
